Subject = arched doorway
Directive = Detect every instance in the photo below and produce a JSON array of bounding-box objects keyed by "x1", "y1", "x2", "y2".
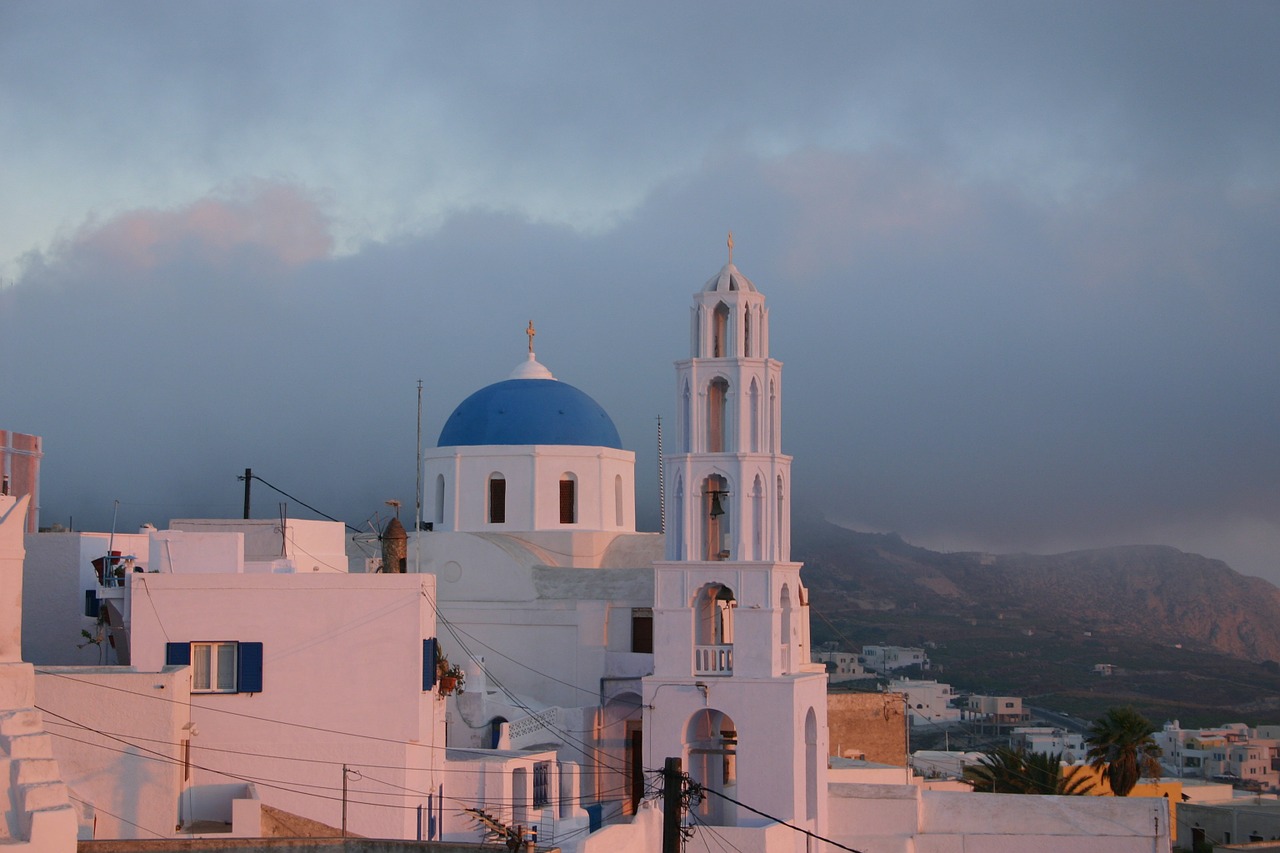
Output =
[{"x1": 685, "y1": 709, "x2": 739, "y2": 826}]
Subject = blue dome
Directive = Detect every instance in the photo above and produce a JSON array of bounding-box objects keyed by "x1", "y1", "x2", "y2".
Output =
[{"x1": 438, "y1": 379, "x2": 623, "y2": 449}]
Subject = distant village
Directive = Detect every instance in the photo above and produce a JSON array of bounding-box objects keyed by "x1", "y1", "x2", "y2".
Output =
[{"x1": 4, "y1": 258, "x2": 1276, "y2": 852}]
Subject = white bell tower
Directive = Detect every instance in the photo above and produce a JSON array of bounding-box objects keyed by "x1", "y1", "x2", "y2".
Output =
[{"x1": 643, "y1": 239, "x2": 828, "y2": 839}]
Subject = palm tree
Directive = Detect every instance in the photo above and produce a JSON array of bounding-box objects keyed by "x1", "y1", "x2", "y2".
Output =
[
  {"x1": 1085, "y1": 706, "x2": 1162, "y2": 796},
  {"x1": 964, "y1": 746, "x2": 1094, "y2": 795}
]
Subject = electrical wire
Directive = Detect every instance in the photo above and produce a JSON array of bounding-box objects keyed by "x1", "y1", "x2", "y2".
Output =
[{"x1": 239, "y1": 472, "x2": 360, "y2": 533}]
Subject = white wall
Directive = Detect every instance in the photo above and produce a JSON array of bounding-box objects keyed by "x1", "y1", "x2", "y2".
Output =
[
  {"x1": 35, "y1": 666, "x2": 189, "y2": 839},
  {"x1": 127, "y1": 572, "x2": 443, "y2": 839},
  {"x1": 425, "y1": 445, "x2": 635, "y2": 534}
]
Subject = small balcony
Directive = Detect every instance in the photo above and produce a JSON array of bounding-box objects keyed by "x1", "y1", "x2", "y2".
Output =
[{"x1": 695, "y1": 644, "x2": 733, "y2": 676}]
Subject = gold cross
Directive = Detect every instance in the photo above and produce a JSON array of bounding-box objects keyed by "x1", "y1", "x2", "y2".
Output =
[{"x1": 526, "y1": 320, "x2": 535, "y2": 354}]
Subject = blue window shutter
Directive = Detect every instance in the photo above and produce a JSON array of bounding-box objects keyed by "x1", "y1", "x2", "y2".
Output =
[
  {"x1": 84, "y1": 590, "x2": 100, "y2": 619},
  {"x1": 237, "y1": 642, "x2": 264, "y2": 693},
  {"x1": 423, "y1": 638, "x2": 437, "y2": 691},
  {"x1": 166, "y1": 642, "x2": 190, "y2": 666}
]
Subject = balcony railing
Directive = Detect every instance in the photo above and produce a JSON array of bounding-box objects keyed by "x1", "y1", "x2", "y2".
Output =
[{"x1": 695, "y1": 644, "x2": 733, "y2": 676}]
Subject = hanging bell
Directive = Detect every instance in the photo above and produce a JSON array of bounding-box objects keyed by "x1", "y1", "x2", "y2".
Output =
[{"x1": 709, "y1": 491, "x2": 726, "y2": 518}]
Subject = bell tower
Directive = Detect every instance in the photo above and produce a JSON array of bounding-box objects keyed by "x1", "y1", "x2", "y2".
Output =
[
  {"x1": 643, "y1": 241, "x2": 828, "y2": 836},
  {"x1": 666, "y1": 235, "x2": 789, "y2": 564}
]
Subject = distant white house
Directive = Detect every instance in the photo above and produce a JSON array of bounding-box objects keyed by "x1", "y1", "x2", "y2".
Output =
[
  {"x1": 813, "y1": 648, "x2": 874, "y2": 682},
  {"x1": 1012, "y1": 727, "x2": 1086, "y2": 762},
  {"x1": 861, "y1": 644, "x2": 929, "y2": 674},
  {"x1": 965, "y1": 694, "x2": 1029, "y2": 726},
  {"x1": 1156, "y1": 720, "x2": 1280, "y2": 791},
  {"x1": 888, "y1": 678, "x2": 961, "y2": 727}
]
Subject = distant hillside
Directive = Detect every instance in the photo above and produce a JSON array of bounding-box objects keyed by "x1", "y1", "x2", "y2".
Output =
[{"x1": 794, "y1": 517, "x2": 1280, "y2": 725}]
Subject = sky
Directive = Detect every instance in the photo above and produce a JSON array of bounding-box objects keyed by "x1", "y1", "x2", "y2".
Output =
[{"x1": 2, "y1": 2, "x2": 1278, "y2": 583}]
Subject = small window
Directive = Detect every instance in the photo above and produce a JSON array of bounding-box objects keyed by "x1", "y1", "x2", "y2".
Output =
[
  {"x1": 488, "y1": 474, "x2": 506, "y2": 524},
  {"x1": 559, "y1": 476, "x2": 576, "y2": 524},
  {"x1": 631, "y1": 609, "x2": 654, "y2": 654},
  {"x1": 169, "y1": 641, "x2": 263, "y2": 694},
  {"x1": 193, "y1": 642, "x2": 238, "y2": 692},
  {"x1": 533, "y1": 760, "x2": 551, "y2": 809}
]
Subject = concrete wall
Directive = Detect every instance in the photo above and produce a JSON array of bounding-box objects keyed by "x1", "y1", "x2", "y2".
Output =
[
  {"x1": 80, "y1": 841, "x2": 524, "y2": 853},
  {"x1": 127, "y1": 573, "x2": 443, "y2": 841},
  {"x1": 35, "y1": 666, "x2": 190, "y2": 839},
  {"x1": 827, "y1": 692, "x2": 907, "y2": 766},
  {"x1": 827, "y1": 782, "x2": 1172, "y2": 853}
]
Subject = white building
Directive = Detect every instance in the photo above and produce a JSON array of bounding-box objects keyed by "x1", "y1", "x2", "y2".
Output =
[
  {"x1": 888, "y1": 678, "x2": 961, "y2": 727},
  {"x1": 813, "y1": 647, "x2": 874, "y2": 683},
  {"x1": 861, "y1": 645, "x2": 928, "y2": 674},
  {"x1": 1012, "y1": 727, "x2": 1087, "y2": 762}
]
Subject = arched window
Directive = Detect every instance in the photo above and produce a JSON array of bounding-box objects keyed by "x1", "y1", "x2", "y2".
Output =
[
  {"x1": 748, "y1": 379, "x2": 760, "y2": 453},
  {"x1": 695, "y1": 583, "x2": 736, "y2": 646},
  {"x1": 805, "y1": 708, "x2": 819, "y2": 820},
  {"x1": 703, "y1": 474, "x2": 730, "y2": 560},
  {"x1": 614, "y1": 474, "x2": 623, "y2": 527},
  {"x1": 559, "y1": 473, "x2": 577, "y2": 524},
  {"x1": 707, "y1": 378, "x2": 728, "y2": 453},
  {"x1": 694, "y1": 305, "x2": 704, "y2": 357},
  {"x1": 713, "y1": 302, "x2": 730, "y2": 357},
  {"x1": 769, "y1": 378, "x2": 777, "y2": 453},
  {"x1": 488, "y1": 473, "x2": 506, "y2": 524},
  {"x1": 743, "y1": 305, "x2": 752, "y2": 357},
  {"x1": 751, "y1": 475, "x2": 763, "y2": 561},
  {"x1": 780, "y1": 583, "x2": 793, "y2": 670},
  {"x1": 776, "y1": 475, "x2": 786, "y2": 560},
  {"x1": 434, "y1": 474, "x2": 445, "y2": 526},
  {"x1": 682, "y1": 381, "x2": 692, "y2": 453},
  {"x1": 674, "y1": 476, "x2": 685, "y2": 560}
]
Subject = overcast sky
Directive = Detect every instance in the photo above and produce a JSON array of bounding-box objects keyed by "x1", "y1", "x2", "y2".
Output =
[{"x1": 3, "y1": 2, "x2": 1278, "y2": 583}]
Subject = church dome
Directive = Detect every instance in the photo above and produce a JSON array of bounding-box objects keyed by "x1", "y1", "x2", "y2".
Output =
[
  {"x1": 437, "y1": 373, "x2": 623, "y2": 449},
  {"x1": 703, "y1": 262, "x2": 758, "y2": 293}
]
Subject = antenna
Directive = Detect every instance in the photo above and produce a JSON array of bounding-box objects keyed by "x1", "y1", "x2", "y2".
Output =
[
  {"x1": 415, "y1": 379, "x2": 423, "y2": 574},
  {"x1": 657, "y1": 415, "x2": 665, "y2": 534}
]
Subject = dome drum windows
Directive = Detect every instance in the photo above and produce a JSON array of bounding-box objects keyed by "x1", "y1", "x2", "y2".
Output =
[
  {"x1": 488, "y1": 473, "x2": 506, "y2": 524},
  {"x1": 559, "y1": 473, "x2": 578, "y2": 524}
]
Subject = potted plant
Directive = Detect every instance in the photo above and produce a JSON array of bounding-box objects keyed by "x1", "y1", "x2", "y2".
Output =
[{"x1": 438, "y1": 661, "x2": 465, "y2": 696}]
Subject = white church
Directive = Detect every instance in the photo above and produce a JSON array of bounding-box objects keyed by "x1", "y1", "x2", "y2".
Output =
[{"x1": 4, "y1": 251, "x2": 1171, "y2": 853}]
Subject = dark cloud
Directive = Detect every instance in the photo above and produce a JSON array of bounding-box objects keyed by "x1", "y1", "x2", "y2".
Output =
[{"x1": 2, "y1": 2, "x2": 1278, "y2": 581}]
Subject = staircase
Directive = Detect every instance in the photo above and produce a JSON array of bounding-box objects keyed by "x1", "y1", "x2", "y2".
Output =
[{"x1": 0, "y1": 670, "x2": 77, "y2": 851}]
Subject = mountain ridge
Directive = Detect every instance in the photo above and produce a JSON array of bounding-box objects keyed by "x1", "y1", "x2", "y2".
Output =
[{"x1": 793, "y1": 517, "x2": 1280, "y2": 724}]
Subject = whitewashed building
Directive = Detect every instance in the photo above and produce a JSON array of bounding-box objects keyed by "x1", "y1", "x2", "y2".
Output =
[
  {"x1": 888, "y1": 678, "x2": 961, "y2": 727},
  {"x1": 861, "y1": 645, "x2": 929, "y2": 674}
]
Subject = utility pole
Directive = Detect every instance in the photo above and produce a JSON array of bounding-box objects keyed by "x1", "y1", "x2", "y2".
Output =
[
  {"x1": 662, "y1": 757, "x2": 683, "y2": 853},
  {"x1": 242, "y1": 468, "x2": 252, "y2": 519},
  {"x1": 342, "y1": 765, "x2": 361, "y2": 837}
]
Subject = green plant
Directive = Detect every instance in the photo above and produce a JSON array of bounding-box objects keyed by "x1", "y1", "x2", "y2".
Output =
[{"x1": 1085, "y1": 706, "x2": 1162, "y2": 796}]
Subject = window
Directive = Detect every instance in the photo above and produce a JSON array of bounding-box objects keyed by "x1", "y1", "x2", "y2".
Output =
[
  {"x1": 559, "y1": 475, "x2": 576, "y2": 524},
  {"x1": 167, "y1": 641, "x2": 263, "y2": 693},
  {"x1": 533, "y1": 760, "x2": 551, "y2": 809},
  {"x1": 631, "y1": 608, "x2": 654, "y2": 654},
  {"x1": 488, "y1": 474, "x2": 506, "y2": 524},
  {"x1": 707, "y1": 379, "x2": 728, "y2": 452},
  {"x1": 195, "y1": 642, "x2": 237, "y2": 692}
]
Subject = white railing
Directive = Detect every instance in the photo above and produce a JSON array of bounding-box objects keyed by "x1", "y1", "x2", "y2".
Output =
[{"x1": 695, "y1": 644, "x2": 733, "y2": 676}]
